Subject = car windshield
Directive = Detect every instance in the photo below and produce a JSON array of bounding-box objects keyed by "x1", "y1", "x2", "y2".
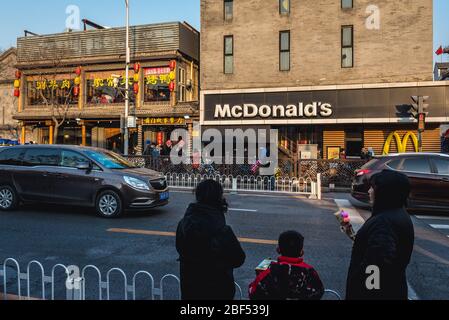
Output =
[{"x1": 84, "y1": 150, "x2": 136, "y2": 169}]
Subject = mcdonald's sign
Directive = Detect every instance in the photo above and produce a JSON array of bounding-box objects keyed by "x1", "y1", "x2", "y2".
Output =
[{"x1": 383, "y1": 132, "x2": 419, "y2": 155}]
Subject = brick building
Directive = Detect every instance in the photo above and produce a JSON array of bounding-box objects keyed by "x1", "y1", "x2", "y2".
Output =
[
  {"x1": 200, "y1": 0, "x2": 449, "y2": 159},
  {"x1": 14, "y1": 22, "x2": 199, "y2": 154}
]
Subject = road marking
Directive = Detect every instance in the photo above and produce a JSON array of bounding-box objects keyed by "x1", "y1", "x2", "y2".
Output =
[
  {"x1": 107, "y1": 228, "x2": 277, "y2": 245},
  {"x1": 229, "y1": 208, "x2": 258, "y2": 213},
  {"x1": 334, "y1": 199, "x2": 420, "y2": 300},
  {"x1": 429, "y1": 224, "x2": 449, "y2": 230},
  {"x1": 108, "y1": 228, "x2": 176, "y2": 237},
  {"x1": 415, "y1": 215, "x2": 449, "y2": 221}
]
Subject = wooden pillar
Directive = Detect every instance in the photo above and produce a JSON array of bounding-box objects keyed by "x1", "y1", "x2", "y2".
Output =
[
  {"x1": 78, "y1": 70, "x2": 85, "y2": 110},
  {"x1": 137, "y1": 67, "x2": 144, "y2": 109},
  {"x1": 137, "y1": 123, "x2": 143, "y2": 155},
  {"x1": 49, "y1": 125, "x2": 54, "y2": 145},
  {"x1": 21, "y1": 125, "x2": 26, "y2": 145},
  {"x1": 18, "y1": 73, "x2": 25, "y2": 113},
  {"x1": 81, "y1": 125, "x2": 87, "y2": 146},
  {"x1": 187, "y1": 122, "x2": 193, "y2": 157}
]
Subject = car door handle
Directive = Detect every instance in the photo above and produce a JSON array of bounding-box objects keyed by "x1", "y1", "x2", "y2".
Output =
[{"x1": 441, "y1": 178, "x2": 449, "y2": 183}]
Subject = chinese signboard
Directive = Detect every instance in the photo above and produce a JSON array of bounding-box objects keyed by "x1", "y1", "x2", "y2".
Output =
[
  {"x1": 27, "y1": 79, "x2": 77, "y2": 106},
  {"x1": 143, "y1": 117, "x2": 186, "y2": 126}
]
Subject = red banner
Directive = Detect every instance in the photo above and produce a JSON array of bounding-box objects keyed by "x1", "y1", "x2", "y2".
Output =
[{"x1": 144, "y1": 67, "x2": 171, "y2": 76}]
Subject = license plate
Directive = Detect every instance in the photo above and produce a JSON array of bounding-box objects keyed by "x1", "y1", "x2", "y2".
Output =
[{"x1": 159, "y1": 192, "x2": 169, "y2": 201}]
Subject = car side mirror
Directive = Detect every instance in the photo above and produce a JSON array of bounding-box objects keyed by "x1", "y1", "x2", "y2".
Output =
[{"x1": 76, "y1": 161, "x2": 92, "y2": 171}]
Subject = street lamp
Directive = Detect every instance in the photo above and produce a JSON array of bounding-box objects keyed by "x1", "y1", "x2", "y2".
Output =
[{"x1": 124, "y1": 0, "x2": 130, "y2": 155}]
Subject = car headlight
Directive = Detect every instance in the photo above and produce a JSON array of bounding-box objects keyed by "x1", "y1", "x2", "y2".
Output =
[{"x1": 124, "y1": 176, "x2": 150, "y2": 191}]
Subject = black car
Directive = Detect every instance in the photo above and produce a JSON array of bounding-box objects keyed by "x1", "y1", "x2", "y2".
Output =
[
  {"x1": 0, "y1": 145, "x2": 169, "y2": 218},
  {"x1": 352, "y1": 153, "x2": 449, "y2": 212}
]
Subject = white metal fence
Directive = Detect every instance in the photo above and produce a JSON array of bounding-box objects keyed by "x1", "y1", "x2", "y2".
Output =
[
  {"x1": 0, "y1": 258, "x2": 242, "y2": 301},
  {"x1": 165, "y1": 173, "x2": 322, "y2": 200},
  {"x1": 1, "y1": 258, "x2": 341, "y2": 300}
]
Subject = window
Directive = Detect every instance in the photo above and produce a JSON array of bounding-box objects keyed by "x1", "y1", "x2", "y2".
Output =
[
  {"x1": 342, "y1": 26, "x2": 354, "y2": 68},
  {"x1": 143, "y1": 67, "x2": 172, "y2": 103},
  {"x1": 280, "y1": 31, "x2": 290, "y2": 71},
  {"x1": 22, "y1": 148, "x2": 60, "y2": 167},
  {"x1": 387, "y1": 159, "x2": 402, "y2": 170},
  {"x1": 27, "y1": 79, "x2": 78, "y2": 106},
  {"x1": 178, "y1": 68, "x2": 186, "y2": 102},
  {"x1": 433, "y1": 158, "x2": 449, "y2": 175},
  {"x1": 345, "y1": 130, "x2": 363, "y2": 157},
  {"x1": 224, "y1": 0, "x2": 233, "y2": 21},
  {"x1": 401, "y1": 158, "x2": 431, "y2": 174},
  {"x1": 0, "y1": 148, "x2": 24, "y2": 166},
  {"x1": 342, "y1": 0, "x2": 353, "y2": 9},
  {"x1": 224, "y1": 36, "x2": 234, "y2": 74},
  {"x1": 83, "y1": 150, "x2": 136, "y2": 170},
  {"x1": 86, "y1": 75, "x2": 136, "y2": 105},
  {"x1": 60, "y1": 150, "x2": 90, "y2": 168},
  {"x1": 280, "y1": 0, "x2": 290, "y2": 14}
]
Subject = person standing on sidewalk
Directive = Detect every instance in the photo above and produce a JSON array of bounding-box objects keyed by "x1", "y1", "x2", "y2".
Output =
[
  {"x1": 346, "y1": 170, "x2": 414, "y2": 300},
  {"x1": 176, "y1": 180, "x2": 246, "y2": 300}
]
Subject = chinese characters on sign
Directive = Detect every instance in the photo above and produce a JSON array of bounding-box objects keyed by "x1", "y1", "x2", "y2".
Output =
[
  {"x1": 143, "y1": 67, "x2": 174, "y2": 103},
  {"x1": 143, "y1": 117, "x2": 186, "y2": 126},
  {"x1": 144, "y1": 67, "x2": 175, "y2": 86},
  {"x1": 28, "y1": 79, "x2": 77, "y2": 106}
]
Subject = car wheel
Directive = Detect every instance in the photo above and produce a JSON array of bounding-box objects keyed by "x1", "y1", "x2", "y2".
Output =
[
  {"x1": 96, "y1": 190, "x2": 123, "y2": 218},
  {"x1": 0, "y1": 185, "x2": 18, "y2": 211}
]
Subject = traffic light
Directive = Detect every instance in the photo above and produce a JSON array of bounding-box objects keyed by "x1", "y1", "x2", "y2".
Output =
[
  {"x1": 410, "y1": 96, "x2": 429, "y2": 117},
  {"x1": 411, "y1": 96, "x2": 430, "y2": 136}
]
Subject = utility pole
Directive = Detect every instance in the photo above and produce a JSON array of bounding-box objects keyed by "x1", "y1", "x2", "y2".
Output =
[
  {"x1": 124, "y1": 0, "x2": 130, "y2": 156},
  {"x1": 410, "y1": 96, "x2": 430, "y2": 153}
]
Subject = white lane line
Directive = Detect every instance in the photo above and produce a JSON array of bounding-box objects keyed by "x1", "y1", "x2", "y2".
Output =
[
  {"x1": 334, "y1": 199, "x2": 420, "y2": 300},
  {"x1": 229, "y1": 208, "x2": 258, "y2": 213},
  {"x1": 415, "y1": 215, "x2": 449, "y2": 221},
  {"x1": 430, "y1": 224, "x2": 449, "y2": 230}
]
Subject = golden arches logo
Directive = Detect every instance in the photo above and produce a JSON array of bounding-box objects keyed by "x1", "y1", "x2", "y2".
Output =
[{"x1": 383, "y1": 132, "x2": 419, "y2": 155}]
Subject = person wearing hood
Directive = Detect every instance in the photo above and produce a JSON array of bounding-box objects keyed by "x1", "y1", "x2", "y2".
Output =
[
  {"x1": 346, "y1": 169, "x2": 414, "y2": 300},
  {"x1": 176, "y1": 180, "x2": 246, "y2": 300}
]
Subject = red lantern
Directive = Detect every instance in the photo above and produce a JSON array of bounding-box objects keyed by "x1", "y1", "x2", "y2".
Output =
[
  {"x1": 133, "y1": 63, "x2": 140, "y2": 72},
  {"x1": 75, "y1": 67, "x2": 82, "y2": 76},
  {"x1": 73, "y1": 86, "x2": 79, "y2": 96},
  {"x1": 169, "y1": 60, "x2": 177, "y2": 71},
  {"x1": 14, "y1": 89, "x2": 20, "y2": 97},
  {"x1": 133, "y1": 83, "x2": 139, "y2": 94},
  {"x1": 169, "y1": 81, "x2": 175, "y2": 92},
  {"x1": 15, "y1": 70, "x2": 22, "y2": 79}
]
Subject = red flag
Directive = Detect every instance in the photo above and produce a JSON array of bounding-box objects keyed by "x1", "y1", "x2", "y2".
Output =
[{"x1": 436, "y1": 46, "x2": 444, "y2": 55}]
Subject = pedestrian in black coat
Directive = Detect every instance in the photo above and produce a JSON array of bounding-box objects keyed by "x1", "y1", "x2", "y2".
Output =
[
  {"x1": 346, "y1": 170, "x2": 415, "y2": 300},
  {"x1": 176, "y1": 180, "x2": 246, "y2": 300}
]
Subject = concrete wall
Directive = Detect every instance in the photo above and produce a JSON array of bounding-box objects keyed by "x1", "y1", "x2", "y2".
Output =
[{"x1": 201, "y1": 0, "x2": 434, "y2": 90}]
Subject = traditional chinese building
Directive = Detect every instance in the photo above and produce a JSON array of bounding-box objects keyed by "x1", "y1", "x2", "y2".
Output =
[
  {"x1": 201, "y1": 0, "x2": 449, "y2": 160},
  {"x1": 14, "y1": 21, "x2": 199, "y2": 154},
  {"x1": 0, "y1": 48, "x2": 19, "y2": 141}
]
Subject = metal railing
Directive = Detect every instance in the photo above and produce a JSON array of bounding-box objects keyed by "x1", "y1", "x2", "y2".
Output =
[
  {"x1": 125, "y1": 156, "x2": 299, "y2": 178},
  {"x1": 124, "y1": 155, "x2": 366, "y2": 190},
  {"x1": 0, "y1": 258, "x2": 244, "y2": 301},
  {"x1": 165, "y1": 173, "x2": 321, "y2": 199},
  {"x1": 297, "y1": 159, "x2": 367, "y2": 188},
  {"x1": 1, "y1": 258, "x2": 341, "y2": 301}
]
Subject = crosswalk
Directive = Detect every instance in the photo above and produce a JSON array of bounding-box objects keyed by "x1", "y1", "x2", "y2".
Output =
[{"x1": 415, "y1": 215, "x2": 449, "y2": 237}]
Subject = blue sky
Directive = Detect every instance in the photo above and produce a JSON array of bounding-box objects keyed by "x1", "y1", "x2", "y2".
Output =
[{"x1": 0, "y1": 0, "x2": 448, "y2": 63}]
